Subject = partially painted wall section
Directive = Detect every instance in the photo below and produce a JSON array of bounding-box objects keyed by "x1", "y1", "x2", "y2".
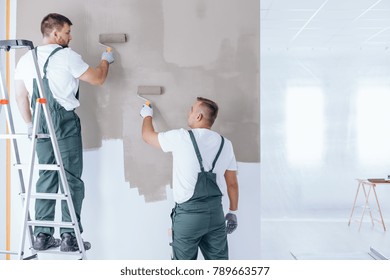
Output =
[{"x1": 16, "y1": 0, "x2": 259, "y2": 202}]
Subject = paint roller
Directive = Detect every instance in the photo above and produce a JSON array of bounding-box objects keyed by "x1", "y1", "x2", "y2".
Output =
[
  {"x1": 138, "y1": 86, "x2": 169, "y2": 130},
  {"x1": 99, "y1": 33, "x2": 127, "y2": 52},
  {"x1": 137, "y1": 86, "x2": 162, "y2": 106}
]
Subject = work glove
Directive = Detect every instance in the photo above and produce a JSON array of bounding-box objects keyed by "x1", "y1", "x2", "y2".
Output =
[
  {"x1": 140, "y1": 103, "x2": 153, "y2": 118},
  {"x1": 101, "y1": 51, "x2": 114, "y2": 64},
  {"x1": 225, "y1": 212, "x2": 237, "y2": 234},
  {"x1": 27, "y1": 122, "x2": 33, "y2": 139}
]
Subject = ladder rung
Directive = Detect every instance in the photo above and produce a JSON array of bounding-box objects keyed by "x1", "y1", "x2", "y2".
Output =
[
  {"x1": 36, "y1": 133, "x2": 51, "y2": 139},
  {"x1": 0, "y1": 133, "x2": 28, "y2": 139},
  {"x1": 32, "y1": 248, "x2": 83, "y2": 256},
  {"x1": 14, "y1": 164, "x2": 61, "y2": 170},
  {"x1": 27, "y1": 221, "x2": 75, "y2": 228},
  {"x1": 23, "y1": 254, "x2": 39, "y2": 260},
  {"x1": 0, "y1": 250, "x2": 18, "y2": 255},
  {"x1": 20, "y1": 193, "x2": 68, "y2": 200},
  {"x1": 0, "y1": 133, "x2": 50, "y2": 139},
  {"x1": 0, "y1": 39, "x2": 34, "y2": 50}
]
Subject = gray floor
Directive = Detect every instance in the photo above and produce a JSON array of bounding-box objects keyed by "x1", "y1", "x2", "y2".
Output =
[{"x1": 261, "y1": 218, "x2": 390, "y2": 260}]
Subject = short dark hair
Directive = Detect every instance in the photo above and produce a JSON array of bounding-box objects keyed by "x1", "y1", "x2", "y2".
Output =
[
  {"x1": 41, "y1": 13, "x2": 72, "y2": 37},
  {"x1": 197, "y1": 97, "x2": 219, "y2": 126}
]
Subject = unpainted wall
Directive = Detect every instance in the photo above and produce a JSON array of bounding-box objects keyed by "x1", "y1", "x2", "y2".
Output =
[{"x1": 16, "y1": 0, "x2": 259, "y2": 202}]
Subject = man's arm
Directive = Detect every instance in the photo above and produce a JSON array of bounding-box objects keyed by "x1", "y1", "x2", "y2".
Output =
[
  {"x1": 15, "y1": 80, "x2": 32, "y2": 123},
  {"x1": 224, "y1": 169, "x2": 239, "y2": 234},
  {"x1": 79, "y1": 60, "x2": 109, "y2": 86},
  {"x1": 79, "y1": 51, "x2": 114, "y2": 85},
  {"x1": 142, "y1": 116, "x2": 161, "y2": 148},
  {"x1": 225, "y1": 170, "x2": 239, "y2": 211}
]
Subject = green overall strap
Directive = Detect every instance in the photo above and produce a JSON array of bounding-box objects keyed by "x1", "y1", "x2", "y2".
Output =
[
  {"x1": 188, "y1": 130, "x2": 224, "y2": 172},
  {"x1": 38, "y1": 46, "x2": 81, "y2": 101},
  {"x1": 31, "y1": 46, "x2": 63, "y2": 107},
  {"x1": 42, "y1": 46, "x2": 63, "y2": 78},
  {"x1": 188, "y1": 130, "x2": 205, "y2": 172},
  {"x1": 210, "y1": 136, "x2": 224, "y2": 172}
]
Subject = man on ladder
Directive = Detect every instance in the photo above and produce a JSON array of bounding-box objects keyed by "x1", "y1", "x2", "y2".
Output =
[{"x1": 14, "y1": 13, "x2": 114, "y2": 252}]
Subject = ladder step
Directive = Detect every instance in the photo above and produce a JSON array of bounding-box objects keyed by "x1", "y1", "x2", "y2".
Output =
[
  {"x1": 32, "y1": 248, "x2": 83, "y2": 256},
  {"x1": 23, "y1": 254, "x2": 38, "y2": 260},
  {"x1": 20, "y1": 193, "x2": 68, "y2": 200},
  {"x1": 27, "y1": 221, "x2": 75, "y2": 228},
  {"x1": 0, "y1": 133, "x2": 50, "y2": 139},
  {"x1": 0, "y1": 133, "x2": 28, "y2": 139},
  {"x1": 14, "y1": 164, "x2": 61, "y2": 170},
  {"x1": 36, "y1": 133, "x2": 51, "y2": 139},
  {"x1": 36, "y1": 134, "x2": 51, "y2": 139},
  {"x1": 0, "y1": 250, "x2": 18, "y2": 255},
  {"x1": 0, "y1": 39, "x2": 34, "y2": 50}
]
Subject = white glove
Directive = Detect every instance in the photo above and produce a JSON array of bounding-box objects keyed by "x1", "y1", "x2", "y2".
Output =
[
  {"x1": 27, "y1": 122, "x2": 33, "y2": 139},
  {"x1": 101, "y1": 51, "x2": 114, "y2": 64},
  {"x1": 140, "y1": 103, "x2": 153, "y2": 118}
]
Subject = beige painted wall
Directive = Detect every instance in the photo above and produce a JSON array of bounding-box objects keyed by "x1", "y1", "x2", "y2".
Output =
[{"x1": 16, "y1": 0, "x2": 259, "y2": 202}]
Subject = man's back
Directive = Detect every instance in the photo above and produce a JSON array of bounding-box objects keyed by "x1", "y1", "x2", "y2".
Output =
[
  {"x1": 158, "y1": 128, "x2": 237, "y2": 204},
  {"x1": 15, "y1": 44, "x2": 88, "y2": 111}
]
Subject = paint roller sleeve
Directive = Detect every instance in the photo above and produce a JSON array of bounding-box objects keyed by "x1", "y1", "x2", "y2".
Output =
[
  {"x1": 98, "y1": 33, "x2": 127, "y2": 52},
  {"x1": 137, "y1": 86, "x2": 162, "y2": 106}
]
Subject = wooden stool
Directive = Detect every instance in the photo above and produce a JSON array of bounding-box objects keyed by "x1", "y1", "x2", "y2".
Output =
[{"x1": 348, "y1": 179, "x2": 387, "y2": 231}]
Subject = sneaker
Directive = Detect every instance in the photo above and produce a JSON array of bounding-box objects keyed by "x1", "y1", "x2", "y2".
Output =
[
  {"x1": 33, "y1": 233, "x2": 61, "y2": 251},
  {"x1": 60, "y1": 232, "x2": 91, "y2": 252}
]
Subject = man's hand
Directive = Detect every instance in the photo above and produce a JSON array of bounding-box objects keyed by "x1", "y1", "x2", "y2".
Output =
[
  {"x1": 101, "y1": 51, "x2": 114, "y2": 64},
  {"x1": 225, "y1": 212, "x2": 237, "y2": 234},
  {"x1": 140, "y1": 103, "x2": 153, "y2": 118},
  {"x1": 27, "y1": 122, "x2": 33, "y2": 139}
]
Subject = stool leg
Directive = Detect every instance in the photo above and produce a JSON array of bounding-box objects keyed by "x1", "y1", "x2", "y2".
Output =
[
  {"x1": 348, "y1": 181, "x2": 361, "y2": 226},
  {"x1": 364, "y1": 185, "x2": 375, "y2": 227},
  {"x1": 359, "y1": 184, "x2": 372, "y2": 231},
  {"x1": 372, "y1": 186, "x2": 386, "y2": 231}
]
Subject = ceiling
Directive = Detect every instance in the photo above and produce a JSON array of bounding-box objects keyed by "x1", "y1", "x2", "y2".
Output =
[{"x1": 261, "y1": 0, "x2": 390, "y2": 52}]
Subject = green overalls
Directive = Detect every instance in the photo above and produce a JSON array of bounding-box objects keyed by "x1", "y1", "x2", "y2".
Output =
[
  {"x1": 170, "y1": 130, "x2": 228, "y2": 260},
  {"x1": 31, "y1": 47, "x2": 85, "y2": 237}
]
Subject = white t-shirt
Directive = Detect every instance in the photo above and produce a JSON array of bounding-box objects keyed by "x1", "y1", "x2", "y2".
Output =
[
  {"x1": 158, "y1": 128, "x2": 237, "y2": 204},
  {"x1": 14, "y1": 44, "x2": 89, "y2": 111}
]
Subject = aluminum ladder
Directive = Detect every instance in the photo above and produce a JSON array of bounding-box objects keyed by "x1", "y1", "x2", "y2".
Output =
[{"x1": 0, "y1": 39, "x2": 87, "y2": 260}]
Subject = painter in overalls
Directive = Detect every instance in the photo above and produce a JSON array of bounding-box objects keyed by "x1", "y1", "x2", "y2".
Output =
[
  {"x1": 140, "y1": 97, "x2": 240, "y2": 260},
  {"x1": 14, "y1": 13, "x2": 114, "y2": 251},
  {"x1": 31, "y1": 46, "x2": 87, "y2": 251}
]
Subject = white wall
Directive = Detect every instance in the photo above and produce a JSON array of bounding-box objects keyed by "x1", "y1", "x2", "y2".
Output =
[{"x1": 261, "y1": 48, "x2": 390, "y2": 220}]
